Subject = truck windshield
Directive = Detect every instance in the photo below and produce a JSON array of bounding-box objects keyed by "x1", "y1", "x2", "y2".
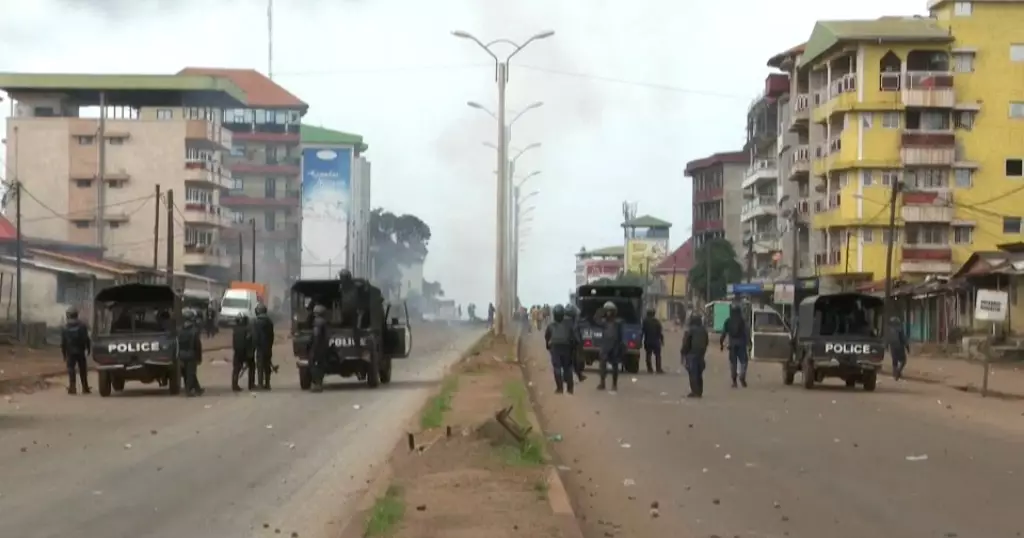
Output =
[
  {"x1": 221, "y1": 298, "x2": 249, "y2": 309},
  {"x1": 578, "y1": 298, "x2": 640, "y2": 325}
]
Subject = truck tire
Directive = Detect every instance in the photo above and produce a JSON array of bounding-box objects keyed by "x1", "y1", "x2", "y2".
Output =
[
  {"x1": 98, "y1": 371, "x2": 112, "y2": 397},
  {"x1": 168, "y1": 362, "x2": 182, "y2": 395},
  {"x1": 802, "y1": 357, "x2": 815, "y2": 390},
  {"x1": 298, "y1": 367, "x2": 312, "y2": 390},
  {"x1": 782, "y1": 364, "x2": 795, "y2": 385},
  {"x1": 623, "y1": 355, "x2": 640, "y2": 374},
  {"x1": 862, "y1": 371, "x2": 877, "y2": 392},
  {"x1": 380, "y1": 357, "x2": 392, "y2": 384},
  {"x1": 366, "y1": 350, "x2": 381, "y2": 388},
  {"x1": 112, "y1": 376, "x2": 126, "y2": 392}
]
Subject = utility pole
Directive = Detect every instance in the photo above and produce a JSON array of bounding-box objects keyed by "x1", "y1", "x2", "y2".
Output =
[
  {"x1": 704, "y1": 239, "x2": 712, "y2": 303},
  {"x1": 495, "y1": 61, "x2": 508, "y2": 336},
  {"x1": 745, "y1": 236, "x2": 754, "y2": 283},
  {"x1": 882, "y1": 180, "x2": 902, "y2": 340},
  {"x1": 14, "y1": 180, "x2": 22, "y2": 341},
  {"x1": 165, "y1": 189, "x2": 178, "y2": 336},
  {"x1": 670, "y1": 258, "x2": 679, "y2": 320},
  {"x1": 153, "y1": 184, "x2": 161, "y2": 269},
  {"x1": 789, "y1": 207, "x2": 800, "y2": 336},
  {"x1": 237, "y1": 232, "x2": 244, "y2": 281},
  {"x1": 96, "y1": 91, "x2": 107, "y2": 248},
  {"x1": 250, "y1": 218, "x2": 257, "y2": 282},
  {"x1": 843, "y1": 229, "x2": 852, "y2": 291},
  {"x1": 267, "y1": 0, "x2": 274, "y2": 79}
]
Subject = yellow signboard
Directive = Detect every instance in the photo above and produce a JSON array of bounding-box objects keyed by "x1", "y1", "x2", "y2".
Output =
[{"x1": 625, "y1": 239, "x2": 669, "y2": 274}]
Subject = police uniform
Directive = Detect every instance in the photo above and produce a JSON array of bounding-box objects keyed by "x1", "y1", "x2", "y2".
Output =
[
  {"x1": 597, "y1": 302, "x2": 623, "y2": 391},
  {"x1": 308, "y1": 305, "x2": 330, "y2": 392},
  {"x1": 231, "y1": 314, "x2": 255, "y2": 391},
  {"x1": 544, "y1": 305, "x2": 577, "y2": 394},
  {"x1": 178, "y1": 310, "x2": 205, "y2": 396},
  {"x1": 60, "y1": 307, "x2": 91, "y2": 395},
  {"x1": 252, "y1": 304, "x2": 276, "y2": 389},
  {"x1": 564, "y1": 304, "x2": 586, "y2": 382}
]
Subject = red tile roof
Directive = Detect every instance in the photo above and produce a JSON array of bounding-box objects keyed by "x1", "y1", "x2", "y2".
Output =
[
  {"x1": 684, "y1": 151, "x2": 747, "y2": 176},
  {"x1": 0, "y1": 215, "x2": 16, "y2": 240},
  {"x1": 178, "y1": 67, "x2": 307, "y2": 109},
  {"x1": 767, "y1": 43, "x2": 806, "y2": 68},
  {"x1": 653, "y1": 239, "x2": 693, "y2": 273}
]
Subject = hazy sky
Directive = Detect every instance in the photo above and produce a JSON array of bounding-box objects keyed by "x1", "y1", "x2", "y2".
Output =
[{"x1": 0, "y1": 0, "x2": 928, "y2": 307}]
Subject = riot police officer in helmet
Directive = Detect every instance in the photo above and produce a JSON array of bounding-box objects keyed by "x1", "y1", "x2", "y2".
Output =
[
  {"x1": 252, "y1": 303, "x2": 276, "y2": 390},
  {"x1": 178, "y1": 309, "x2": 205, "y2": 396},
  {"x1": 60, "y1": 306, "x2": 92, "y2": 395},
  {"x1": 231, "y1": 312, "x2": 254, "y2": 391},
  {"x1": 308, "y1": 304, "x2": 330, "y2": 393}
]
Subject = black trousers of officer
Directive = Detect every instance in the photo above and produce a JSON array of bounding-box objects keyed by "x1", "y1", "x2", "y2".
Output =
[
  {"x1": 598, "y1": 349, "x2": 620, "y2": 387},
  {"x1": 66, "y1": 353, "x2": 89, "y2": 391},
  {"x1": 183, "y1": 360, "x2": 202, "y2": 393},
  {"x1": 549, "y1": 347, "x2": 574, "y2": 393},
  {"x1": 645, "y1": 345, "x2": 663, "y2": 372},
  {"x1": 232, "y1": 351, "x2": 255, "y2": 389},
  {"x1": 684, "y1": 352, "x2": 706, "y2": 396},
  {"x1": 256, "y1": 347, "x2": 273, "y2": 388}
]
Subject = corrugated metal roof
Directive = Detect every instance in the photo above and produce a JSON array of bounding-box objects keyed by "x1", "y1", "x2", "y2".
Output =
[
  {"x1": 800, "y1": 18, "x2": 953, "y2": 68},
  {"x1": 0, "y1": 255, "x2": 92, "y2": 276},
  {"x1": 301, "y1": 124, "x2": 368, "y2": 152},
  {"x1": 178, "y1": 67, "x2": 306, "y2": 109},
  {"x1": 0, "y1": 72, "x2": 247, "y2": 106},
  {"x1": 654, "y1": 239, "x2": 693, "y2": 273}
]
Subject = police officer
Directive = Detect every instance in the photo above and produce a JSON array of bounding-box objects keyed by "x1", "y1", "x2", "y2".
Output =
[
  {"x1": 544, "y1": 304, "x2": 577, "y2": 394},
  {"x1": 308, "y1": 304, "x2": 330, "y2": 393},
  {"x1": 60, "y1": 306, "x2": 91, "y2": 395},
  {"x1": 178, "y1": 309, "x2": 205, "y2": 397},
  {"x1": 888, "y1": 315, "x2": 910, "y2": 380},
  {"x1": 719, "y1": 305, "x2": 750, "y2": 388},
  {"x1": 252, "y1": 303, "x2": 276, "y2": 390},
  {"x1": 681, "y1": 313, "x2": 710, "y2": 398},
  {"x1": 231, "y1": 313, "x2": 255, "y2": 392},
  {"x1": 564, "y1": 304, "x2": 586, "y2": 383},
  {"x1": 597, "y1": 302, "x2": 623, "y2": 391},
  {"x1": 641, "y1": 308, "x2": 665, "y2": 374}
]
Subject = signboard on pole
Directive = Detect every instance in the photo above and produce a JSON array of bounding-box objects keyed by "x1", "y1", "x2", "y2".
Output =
[
  {"x1": 773, "y1": 283, "x2": 795, "y2": 305},
  {"x1": 974, "y1": 289, "x2": 1008, "y2": 322}
]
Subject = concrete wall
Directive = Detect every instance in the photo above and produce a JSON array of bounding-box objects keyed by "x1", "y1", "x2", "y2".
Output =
[{"x1": 722, "y1": 161, "x2": 747, "y2": 258}]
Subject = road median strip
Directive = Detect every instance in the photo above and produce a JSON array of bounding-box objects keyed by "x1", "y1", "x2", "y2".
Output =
[{"x1": 341, "y1": 330, "x2": 578, "y2": 537}]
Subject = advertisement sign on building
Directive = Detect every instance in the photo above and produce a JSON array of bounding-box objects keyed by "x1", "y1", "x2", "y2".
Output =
[
  {"x1": 625, "y1": 239, "x2": 669, "y2": 274},
  {"x1": 300, "y1": 147, "x2": 352, "y2": 279},
  {"x1": 584, "y1": 259, "x2": 622, "y2": 283}
]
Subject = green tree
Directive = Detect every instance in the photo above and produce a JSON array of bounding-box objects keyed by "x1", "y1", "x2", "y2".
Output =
[
  {"x1": 369, "y1": 208, "x2": 432, "y2": 296},
  {"x1": 688, "y1": 238, "x2": 743, "y2": 302}
]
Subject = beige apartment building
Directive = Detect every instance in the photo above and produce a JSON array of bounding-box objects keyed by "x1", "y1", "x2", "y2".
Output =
[{"x1": 1, "y1": 73, "x2": 242, "y2": 281}]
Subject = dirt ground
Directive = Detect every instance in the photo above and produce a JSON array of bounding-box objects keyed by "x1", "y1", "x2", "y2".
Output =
[{"x1": 361, "y1": 334, "x2": 568, "y2": 538}]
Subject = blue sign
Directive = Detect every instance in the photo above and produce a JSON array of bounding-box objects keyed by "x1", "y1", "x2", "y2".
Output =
[{"x1": 730, "y1": 283, "x2": 763, "y2": 294}]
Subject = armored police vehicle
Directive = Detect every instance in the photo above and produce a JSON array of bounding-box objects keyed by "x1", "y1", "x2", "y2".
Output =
[
  {"x1": 751, "y1": 292, "x2": 886, "y2": 391},
  {"x1": 574, "y1": 284, "x2": 645, "y2": 373},
  {"x1": 290, "y1": 279, "x2": 411, "y2": 389},
  {"x1": 91, "y1": 283, "x2": 181, "y2": 396}
]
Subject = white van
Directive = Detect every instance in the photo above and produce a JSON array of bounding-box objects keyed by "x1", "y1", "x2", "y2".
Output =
[{"x1": 219, "y1": 289, "x2": 260, "y2": 326}]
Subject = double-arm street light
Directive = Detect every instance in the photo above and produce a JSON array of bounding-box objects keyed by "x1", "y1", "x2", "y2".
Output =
[
  {"x1": 511, "y1": 187, "x2": 539, "y2": 307},
  {"x1": 453, "y1": 28, "x2": 554, "y2": 336}
]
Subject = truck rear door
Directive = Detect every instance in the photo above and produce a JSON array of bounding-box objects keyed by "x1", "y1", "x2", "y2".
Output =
[{"x1": 751, "y1": 311, "x2": 791, "y2": 363}]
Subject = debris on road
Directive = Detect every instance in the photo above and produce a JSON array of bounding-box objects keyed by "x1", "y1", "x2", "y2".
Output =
[{"x1": 906, "y1": 454, "x2": 929, "y2": 462}]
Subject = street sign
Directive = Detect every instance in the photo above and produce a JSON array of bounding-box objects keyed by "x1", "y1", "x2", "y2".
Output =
[
  {"x1": 774, "y1": 283, "x2": 795, "y2": 305},
  {"x1": 974, "y1": 289, "x2": 1008, "y2": 322}
]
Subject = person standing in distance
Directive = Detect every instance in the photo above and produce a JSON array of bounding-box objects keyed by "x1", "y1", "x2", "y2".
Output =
[
  {"x1": 597, "y1": 302, "x2": 624, "y2": 391},
  {"x1": 177, "y1": 309, "x2": 205, "y2": 397},
  {"x1": 252, "y1": 303, "x2": 276, "y2": 390},
  {"x1": 719, "y1": 305, "x2": 750, "y2": 388},
  {"x1": 641, "y1": 308, "x2": 665, "y2": 374},
  {"x1": 544, "y1": 305, "x2": 577, "y2": 394},
  {"x1": 681, "y1": 313, "x2": 709, "y2": 398},
  {"x1": 60, "y1": 306, "x2": 91, "y2": 395},
  {"x1": 564, "y1": 304, "x2": 586, "y2": 383},
  {"x1": 887, "y1": 315, "x2": 910, "y2": 380},
  {"x1": 230, "y1": 313, "x2": 255, "y2": 392}
]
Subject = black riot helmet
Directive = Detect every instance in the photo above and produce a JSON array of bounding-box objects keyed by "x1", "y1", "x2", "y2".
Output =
[
  {"x1": 255, "y1": 303, "x2": 268, "y2": 315},
  {"x1": 182, "y1": 309, "x2": 196, "y2": 322},
  {"x1": 338, "y1": 269, "x2": 353, "y2": 285},
  {"x1": 66, "y1": 306, "x2": 79, "y2": 320},
  {"x1": 313, "y1": 304, "x2": 327, "y2": 316},
  {"x1": 552, "y1": 304, "x2": 565, "y2": 321}
]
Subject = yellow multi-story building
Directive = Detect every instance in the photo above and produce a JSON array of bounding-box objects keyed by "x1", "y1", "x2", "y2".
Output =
[{"x1": 785, "y1": 0, "x2": 1024, "y2": 291}]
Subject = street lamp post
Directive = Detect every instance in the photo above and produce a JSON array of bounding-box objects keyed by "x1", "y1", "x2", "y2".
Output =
[
  {"x1": 453, "y1": 29, "x2": 554, "y2": 336},
  {"x1": 512, "y1": 188, "x2": 539, "y2": 306}
]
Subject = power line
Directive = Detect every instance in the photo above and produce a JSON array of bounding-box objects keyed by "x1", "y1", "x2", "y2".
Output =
[
  {"x1": 274, "y1": 63, "x2": 489, "y2": 77},
  {"x1": 515, "y1": 64, "x2": 749, "y2": 99}
]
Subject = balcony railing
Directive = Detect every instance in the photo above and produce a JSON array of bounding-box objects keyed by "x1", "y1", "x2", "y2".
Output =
[
  {"x1": 828, "y1": 73, "x2": 856, "y2": 100},
  {"x1": 814, "y1": 193, "x2": 841, "y2": 212},
  {"x1": 828, "y1": 136, "x2": 842, "y2": 154},
  {"x1": 814, "y1": 251, "x2": 841, "y2": 266},
  {"x1": 793, "y1": 93, "x2": 809, "y2": 112}
]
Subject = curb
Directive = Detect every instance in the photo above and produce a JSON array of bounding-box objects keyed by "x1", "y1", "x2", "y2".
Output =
[
  {"x1": 336, "y1": 329, "x2": 491, "y2": 538},
  {"x1": 0, "y1": 343, "x2": 236, "y2": 394},
  {"x1": 513, "y1": 332, "x2": 586, "y2": 538}
]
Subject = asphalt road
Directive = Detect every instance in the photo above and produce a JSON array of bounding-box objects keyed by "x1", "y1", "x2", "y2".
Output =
[
  {"x1": 0, "y1": 323, "x2": 484, "y2": 538},
  {"x1": 527, "y1": 331, "x2": 1024, "y2": 538}
]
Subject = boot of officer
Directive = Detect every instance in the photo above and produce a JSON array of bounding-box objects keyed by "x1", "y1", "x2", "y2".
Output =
[
  {"x1": 308, "y1": 304, "x2": 330, "y2": 393},
  {"x1": 60, "y1": 306, "x2": 92, "y2": 395},
  {"x1": 178, "y1": 309, "x2": 205, "y2": 397},
  {"x1": 253, "y1": 303, "x2": 276, "y2": 390},
  {"x1": 230, "y1": 313, "x2": 254, "y2": 391}
]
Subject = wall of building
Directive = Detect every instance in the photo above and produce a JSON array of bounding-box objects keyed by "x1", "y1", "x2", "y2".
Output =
[{"x1": 721, "y1": 162, "x2": 747, "y2": 257}]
